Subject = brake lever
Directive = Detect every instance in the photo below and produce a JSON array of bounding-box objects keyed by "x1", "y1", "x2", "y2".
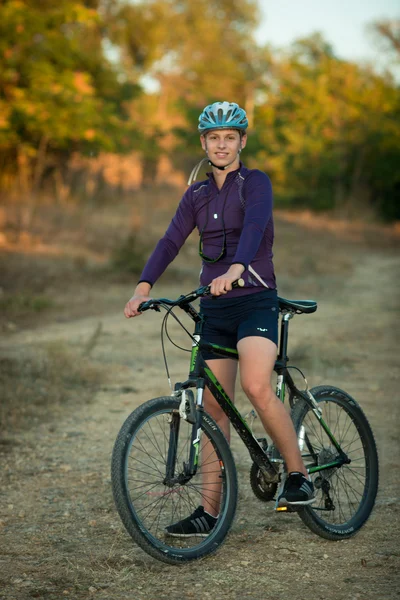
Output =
[{"x1": 138, "y1": 300, "x2": 160, "y2": 313}]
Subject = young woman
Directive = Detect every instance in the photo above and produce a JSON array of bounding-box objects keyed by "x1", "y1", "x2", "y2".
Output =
[{"x1": 124, "y1": 101, "x2": 314, "y2": 536}]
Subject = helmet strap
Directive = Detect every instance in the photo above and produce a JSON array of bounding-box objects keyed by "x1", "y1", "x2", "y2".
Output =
[
  {"x1": 207, "y1": 157, "x2": 237, "y2": 171},
  {"x1": 188, "y1": 144, "x2": 242, "y2": 185},
  {"x1": 205, "y1": 143, "x2": 242, "y2": 171}
]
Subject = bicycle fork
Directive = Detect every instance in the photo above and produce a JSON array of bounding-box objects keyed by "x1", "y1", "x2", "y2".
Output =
[{"x1": 164, "y1": 388, "x2": 203, "y2": 486}]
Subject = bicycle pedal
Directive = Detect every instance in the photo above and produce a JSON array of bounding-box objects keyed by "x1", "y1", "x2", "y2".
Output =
[{"x1": 275, "y1": 504, "x2": 299, "y2": 513}]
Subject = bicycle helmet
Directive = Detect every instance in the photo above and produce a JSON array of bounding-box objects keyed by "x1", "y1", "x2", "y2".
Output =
[{"x1": 198, "y1": 101, "x2": 248, "y2": 133}]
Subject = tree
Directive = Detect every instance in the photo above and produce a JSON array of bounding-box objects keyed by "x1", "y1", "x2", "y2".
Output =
[
  {"x1": 0, "y1": 0, "x2": 139, "y2": 202},
  {"x1": 118, "y1": 0, "x2": 268, "y2": 175},
  {"x1": 249, "y1": 33, "x2": 400, "y2": 219},
  {"x1": 368, "y1": 19, "x2": 400, "y2": 59}
]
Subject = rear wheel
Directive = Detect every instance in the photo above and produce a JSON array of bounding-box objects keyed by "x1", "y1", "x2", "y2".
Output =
[
  {"x1": 111, "y1": 396, "x2": 238, "y2": 564},
  {"x1": 291, "y1": 386, "x2": 379, "y2": 539}
]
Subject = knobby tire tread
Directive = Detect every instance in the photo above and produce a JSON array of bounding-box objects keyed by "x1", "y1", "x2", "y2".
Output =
[
  {"x1": 291, "y1": 385, "x2": 379, "y2": 540},
  {"x1": 111, "y1": 396, "x2": 238, "y2": 564}
]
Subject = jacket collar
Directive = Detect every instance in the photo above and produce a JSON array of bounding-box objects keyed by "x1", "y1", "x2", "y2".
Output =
[{"x1": 206, "y1": 162, "x2": 248, "y2": 187}]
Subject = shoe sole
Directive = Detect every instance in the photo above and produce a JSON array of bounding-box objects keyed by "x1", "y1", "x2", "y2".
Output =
[
  {"x1": 277, "y1": 497, "x2": 316, "y2": 507},
  {"x1": 165, "y1": 531, "x2": 210, "y2": 538}
]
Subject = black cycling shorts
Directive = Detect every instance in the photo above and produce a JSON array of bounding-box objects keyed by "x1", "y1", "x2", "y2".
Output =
[{"x1": 200, "y1": 289, "x2": 279, "y2": 360}]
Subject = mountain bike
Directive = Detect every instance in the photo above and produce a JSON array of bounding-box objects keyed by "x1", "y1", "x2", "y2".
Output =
[{"x1": 111, "y1": 280, "x2": 379, "y2": 565}]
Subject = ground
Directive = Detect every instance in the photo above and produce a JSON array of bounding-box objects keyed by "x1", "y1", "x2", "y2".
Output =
[{"x1": 0, "y1": 210, "x2": 399, "y2": 600}]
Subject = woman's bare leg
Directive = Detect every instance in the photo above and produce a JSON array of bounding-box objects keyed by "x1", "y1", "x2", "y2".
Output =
[
  {"x1": 201, "y1": 358, "x2": 238, "y2": 516},
  {"x1": 237, "y1": 336, "x2": 307, "y2": 476}
]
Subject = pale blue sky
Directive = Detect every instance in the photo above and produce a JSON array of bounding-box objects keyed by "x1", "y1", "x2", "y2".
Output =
[
  {"x1": 139, "y1": 1, "x2": 399, "y2": 91},
  {"x1": 255, "y1": 0, "x2": 399, "y2": 66}
]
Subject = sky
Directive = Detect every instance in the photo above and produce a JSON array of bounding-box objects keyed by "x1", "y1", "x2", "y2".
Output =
[
  {"x1": 255, "y1": 0, "x2": 399, "y2": 68},
  {"x1": 140, "y1": 0, "x2": 399, "y2": 92}
]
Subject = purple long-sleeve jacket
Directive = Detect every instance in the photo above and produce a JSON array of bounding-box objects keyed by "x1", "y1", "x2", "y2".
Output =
[{"x1": 138, "y1": 163, "x2": 277, "y2": 298}]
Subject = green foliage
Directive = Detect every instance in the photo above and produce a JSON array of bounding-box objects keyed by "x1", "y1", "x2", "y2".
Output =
[
  {"x1": 0, "y1": 1, "x2": 399, "y2": 220},
  {"x1": 0, "y1": 293, "x2": 54, "y2": 313},
  {"x1": 246, "y1": 38, "x2": 400, "y2": 219},
  {"x1": 0, "y1": 0, "x2": 139, "y2": 188}
]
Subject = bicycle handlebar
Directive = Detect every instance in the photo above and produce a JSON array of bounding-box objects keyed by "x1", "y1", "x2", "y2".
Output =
[{"x1": 138, "y1": 278, "x2": 245, "y2": 313}]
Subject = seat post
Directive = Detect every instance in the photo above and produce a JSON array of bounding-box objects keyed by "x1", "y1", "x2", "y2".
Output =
[{"x1": 277, "y1": 313, "x2": 292, "y2": 365}]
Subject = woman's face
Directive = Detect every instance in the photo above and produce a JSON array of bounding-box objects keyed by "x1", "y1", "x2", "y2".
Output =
[{"x1": 201, "y1": 129, "x2": 247, "y2": 169}]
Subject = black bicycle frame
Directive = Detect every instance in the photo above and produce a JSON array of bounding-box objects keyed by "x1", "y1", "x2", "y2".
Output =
[{"x1": 171, "y1": 301, "x2": 349, "y2": 480}]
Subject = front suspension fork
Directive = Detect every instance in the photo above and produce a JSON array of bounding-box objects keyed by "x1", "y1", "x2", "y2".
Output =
[{"x1": 164, "y1": 388, "x2": 203, "y2": 485}]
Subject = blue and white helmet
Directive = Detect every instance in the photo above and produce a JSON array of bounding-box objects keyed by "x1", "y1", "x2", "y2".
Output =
[{"x1": 198, "y1": 101, "x2": 248, "y2": 133}]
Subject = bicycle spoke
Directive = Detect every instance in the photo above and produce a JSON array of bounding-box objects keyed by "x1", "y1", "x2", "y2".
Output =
[
  {"x1": 127, "y1": 479, "x2": 162, "y2": 489},
  {"x1": 294, "y1": 389, "x2": 378, "y2": 536},
  {"x1": 340, "y1": 413, "x2": 356, "y2": 444},
  {"x1": 116, "y1": 402, "x2": 231, "y2": 553},
  {"x1": 144, "y1": 418, "x2": 168, "y2": 464},
  {"x1": 131, "y1": 439, "x2": 166, "y2": 473},
  {"x1": 341, "y1": 464, "x2": 366, "y2": 487},
  {"x1": 127, "y1": 463, "x2": 163, "y2": 478}
]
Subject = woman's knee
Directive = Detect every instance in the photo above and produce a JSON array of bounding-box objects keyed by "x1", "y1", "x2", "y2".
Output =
[
  {"x1": 204, "y1": 393, "x2": 229, "y2": 423},
  {"x1": 241, "y1": 380, "x2": 274, "y2": 407}
]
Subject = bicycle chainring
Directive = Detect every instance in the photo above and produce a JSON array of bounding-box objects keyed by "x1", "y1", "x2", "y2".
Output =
[{"x1": 250, "y1": 462, "x2": 278, "y2": 502}]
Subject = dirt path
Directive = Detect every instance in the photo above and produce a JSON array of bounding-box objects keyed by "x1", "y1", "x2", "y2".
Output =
[{"x1": 1, "y1": 245, "x2": 400, "y2": 600}]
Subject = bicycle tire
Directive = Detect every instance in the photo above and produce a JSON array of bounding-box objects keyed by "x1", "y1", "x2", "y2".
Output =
[
  {"x1": 291, "y1": 385, "x2": 379, "y2": 540},
  {"x1": 111, "y1": 396, "x2": 238, "y2": 564}
]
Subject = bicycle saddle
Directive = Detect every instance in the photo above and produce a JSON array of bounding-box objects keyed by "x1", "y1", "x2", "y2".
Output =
[{"x1": 278, "y1": 297, "x2": 317, "y2": 314}]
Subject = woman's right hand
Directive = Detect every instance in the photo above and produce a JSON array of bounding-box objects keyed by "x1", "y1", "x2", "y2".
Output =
[
  {"x1": 124, "y1": 282, "x2": 152, "y2": 318},
  {"x1": 124, "y1": 294, "x2": 152, "y2": 318}
]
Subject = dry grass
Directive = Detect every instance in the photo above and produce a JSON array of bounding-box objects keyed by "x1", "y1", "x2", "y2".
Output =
[
  {"x1": 0, "y1": 191, "x2": 399, "y2": 599},
  {"x1": 0, "y1": 341, "x2": 107, "y2": 433}
]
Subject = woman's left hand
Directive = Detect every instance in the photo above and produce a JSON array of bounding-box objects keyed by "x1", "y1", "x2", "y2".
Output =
[{"x1": 210, "y1": 264, "x2": 244, "y2": 296}]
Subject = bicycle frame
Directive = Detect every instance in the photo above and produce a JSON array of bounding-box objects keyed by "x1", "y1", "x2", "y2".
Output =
[{"x1": 167, "y1": 300, "x2": 350, "y2": 485}]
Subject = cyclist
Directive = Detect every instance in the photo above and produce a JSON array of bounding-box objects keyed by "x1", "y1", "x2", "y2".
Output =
[{"x1": 124, "y1": 101, "x2": 315, "y2": 536}]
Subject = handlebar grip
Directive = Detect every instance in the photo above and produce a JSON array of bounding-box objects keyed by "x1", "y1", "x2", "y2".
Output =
[
  {"x1": 137, "y1": 279, "x2": 245, "y2": 310},
  {"x1": 138, "y1": 300, "x2": 152, "y2": 312},
  {"x1": 232, "y1": 278, "x2": 245, "y2": 289}
]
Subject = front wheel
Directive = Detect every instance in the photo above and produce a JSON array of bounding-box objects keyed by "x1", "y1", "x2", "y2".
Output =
[
  {"x1": 111, "y1": 396, "x2": 238, "y2": 564},
  {"x1": 291, "y1": 386, "x2": 379, "y2": 540}
]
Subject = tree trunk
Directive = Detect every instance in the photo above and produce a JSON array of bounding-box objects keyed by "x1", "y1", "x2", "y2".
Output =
[
  {"x1": 54, "y1": 168, "x2": 70, "y2": 204},
  {"x1": 22, "y1": 135, "x2": 49, "y2": 232}
]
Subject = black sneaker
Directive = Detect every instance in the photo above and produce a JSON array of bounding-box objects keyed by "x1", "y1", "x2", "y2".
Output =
[
  {"x1": 165, "y1": 506, "x2": 217, "y2": 537},
  {"x1": 277, "y1": 472, "x2": 315, "y2": 506}
]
